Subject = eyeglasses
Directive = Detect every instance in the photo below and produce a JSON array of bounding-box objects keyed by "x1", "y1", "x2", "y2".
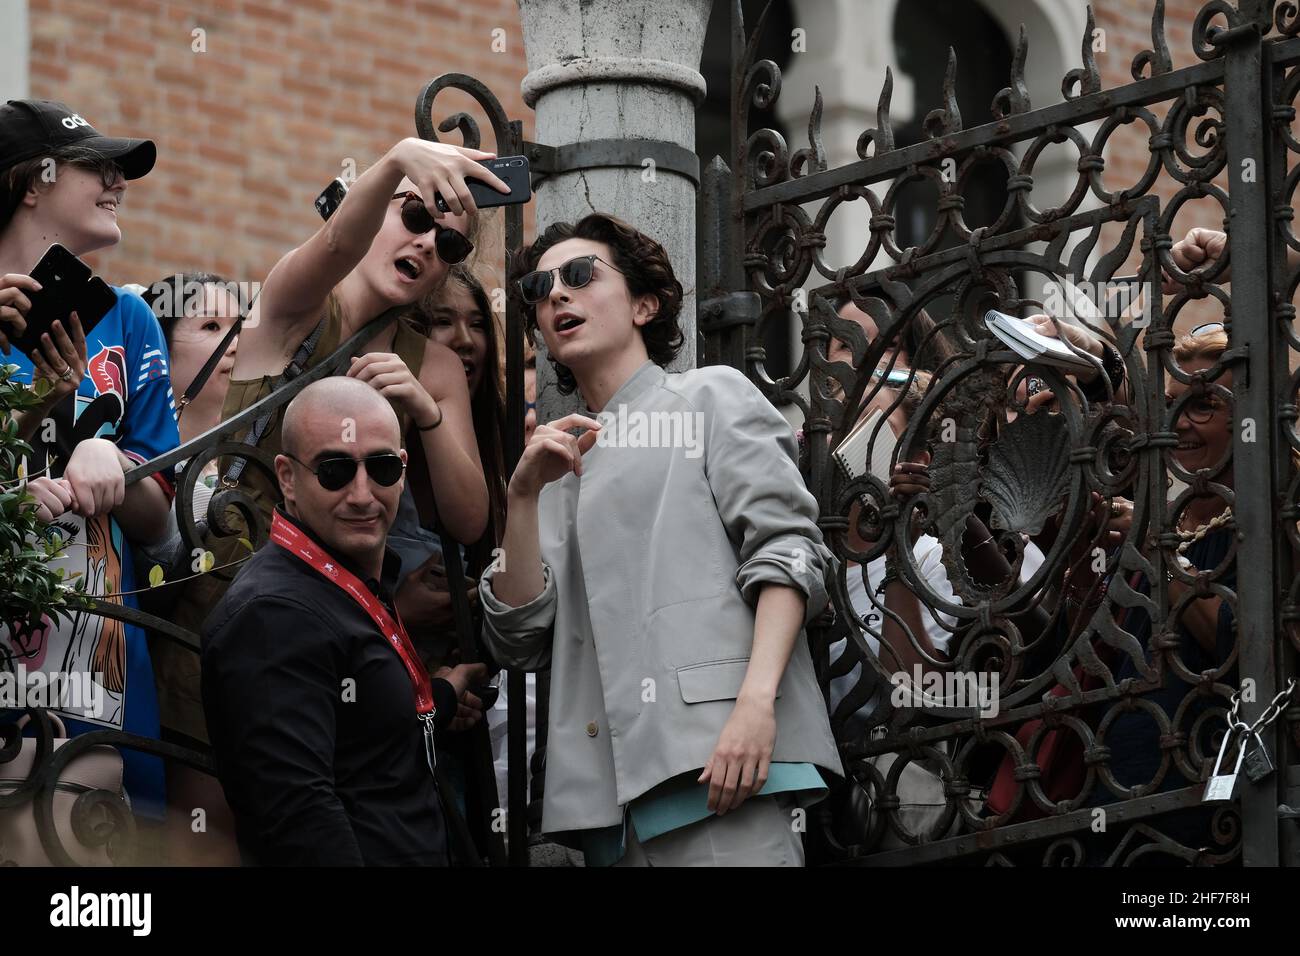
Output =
[
  {"x1": 287, "y1": 453, "x2": 405, "y2": 491},
  {"x1": 517, "y1": 255, "x2": 624, "y2": 304},
  {"x1": 1178, "y1": 394, "x2": 1228, "y2": 425},
  {"x1": 871, "y1": 367, "x2": 912, "y2": 388},
  {"x1": 391, "y1": 192, "x2": 474, "y2": 265},
  {"x1": 67, "y1": 156, "x2": 124, "y2": 189}
]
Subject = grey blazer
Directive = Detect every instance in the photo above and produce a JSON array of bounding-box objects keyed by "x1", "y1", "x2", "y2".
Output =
[{"x1": 480, "y1": 361, "x2": 842, "y2": 835}]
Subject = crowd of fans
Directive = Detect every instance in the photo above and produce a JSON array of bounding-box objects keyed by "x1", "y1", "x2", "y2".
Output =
[{"x1": 0, "y1": 97, "x2": 1244, "y2": 866}]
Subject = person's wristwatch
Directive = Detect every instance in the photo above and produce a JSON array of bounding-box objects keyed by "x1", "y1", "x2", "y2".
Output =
[
  {"x1": 1099, "y1": 341, "x2": 1124, "y2": 390},
  {"x1": 1082, "y1": 341, "x2": 1125, "y2": 400}
]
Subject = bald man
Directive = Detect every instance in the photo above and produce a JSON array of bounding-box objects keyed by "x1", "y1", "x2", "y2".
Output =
[{"x1": 202, "y1": 377, "x2": 484, "y2": 866}]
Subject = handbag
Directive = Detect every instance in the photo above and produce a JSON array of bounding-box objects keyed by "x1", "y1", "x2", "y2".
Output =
[{"x1": 0, "y1": 713, "x2": 125, "y2": 866}]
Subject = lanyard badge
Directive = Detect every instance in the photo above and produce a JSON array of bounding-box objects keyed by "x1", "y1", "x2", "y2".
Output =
[{"x1": 270, "y1": 512, "x2": 438, "y2": 765}]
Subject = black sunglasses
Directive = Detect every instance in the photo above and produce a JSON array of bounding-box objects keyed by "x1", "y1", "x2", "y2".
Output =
[
  {"x1": 68, "y1": 156, "x2": 124, "y2": 189},
  {"x1": 517, "y1": 254, "x2": 624, "y2": 304},
  {"x1": 287, "y1": 452, "x2": 405, "y2": 492},
  {"x1": 391, "y1": 192, "x2": 474, "y2": 265}
]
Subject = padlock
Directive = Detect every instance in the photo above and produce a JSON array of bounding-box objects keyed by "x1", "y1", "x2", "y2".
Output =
[
  {"x1": 1203, "y1": 727, "x2": 1246, "y2": 803},
  {"x1": 1243, "y1": 730, "x2": 1275, "y2": 784}
]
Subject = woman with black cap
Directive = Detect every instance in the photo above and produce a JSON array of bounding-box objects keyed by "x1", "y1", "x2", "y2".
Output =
[{"x1": 0, "y1": 99, "x2": 179, "y2": 827}]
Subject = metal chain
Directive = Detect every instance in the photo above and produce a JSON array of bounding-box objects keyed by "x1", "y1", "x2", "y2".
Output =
[{"x1": 1227, "y1": 678, "x2": 1298, "y2": 736}]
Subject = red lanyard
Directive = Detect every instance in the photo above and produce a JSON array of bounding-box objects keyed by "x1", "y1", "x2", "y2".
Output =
[{"x1": 270, "y1": 511, "x2": 436, "y2": 718}]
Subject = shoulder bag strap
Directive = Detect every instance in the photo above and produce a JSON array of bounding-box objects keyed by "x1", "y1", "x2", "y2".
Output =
[{"x1": 221, "y1": 318, "x2": 326, "y2": 487}]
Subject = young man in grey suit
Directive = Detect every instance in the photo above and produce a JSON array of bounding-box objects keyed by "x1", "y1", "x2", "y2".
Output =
[{"x1": 480, "y1": 213, "x2": 842, "y2": 866}]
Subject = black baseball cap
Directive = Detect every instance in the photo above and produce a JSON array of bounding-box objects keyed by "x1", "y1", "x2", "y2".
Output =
[{"x1": 0, "y1": 99, "x2": 156, "y2": 179}]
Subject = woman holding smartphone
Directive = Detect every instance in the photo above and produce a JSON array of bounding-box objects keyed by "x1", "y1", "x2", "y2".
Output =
[
  {"x1": 229, "y1": 136, "x2": 506, "y2": 543},
  {"x1": 167, "y1": 137, "x2": 509, "y2": 745},
  {"x1": 0, "y1": 99, "x2": 178, "y2": 827}
]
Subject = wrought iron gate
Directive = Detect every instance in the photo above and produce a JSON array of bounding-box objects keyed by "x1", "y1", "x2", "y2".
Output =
[{"x1": 699, "y1": 0, "x2": 1300, "y2": 866}]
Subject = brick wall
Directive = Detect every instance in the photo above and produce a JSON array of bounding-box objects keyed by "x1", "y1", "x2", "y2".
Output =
[
  {"x1": 1092, "y1": 0, "x2": 1244, "y2": 328},
  {"x1": 28, "y1": 0, "x2": 533, "y2": 291},
  {"x1": 24, "y1": 0, "x2": 1278, "y2": 329}
]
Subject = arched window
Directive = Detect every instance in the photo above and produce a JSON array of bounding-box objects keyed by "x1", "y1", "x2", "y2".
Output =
[{"x1": 892, "y1": 0, "x2": 1015, "y2": 251}]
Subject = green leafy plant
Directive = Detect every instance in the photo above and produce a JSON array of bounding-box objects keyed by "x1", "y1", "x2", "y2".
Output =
[{"x1": 0, "y1": 363, "x2": 87, "y2": 642}]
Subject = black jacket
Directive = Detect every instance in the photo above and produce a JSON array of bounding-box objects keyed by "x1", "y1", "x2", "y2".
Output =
[{"x1": 202, "y1": 509, "x2": 459, "y2": 866}]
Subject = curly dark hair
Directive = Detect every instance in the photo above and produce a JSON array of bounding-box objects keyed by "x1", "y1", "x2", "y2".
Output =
[{"x1": 511, "y1": 213, "x2": 684, "y2": 395}]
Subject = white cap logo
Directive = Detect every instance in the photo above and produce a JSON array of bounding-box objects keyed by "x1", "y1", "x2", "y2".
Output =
[{"x1": 60, "y1": 113, "x2": 90, "y2": 130}]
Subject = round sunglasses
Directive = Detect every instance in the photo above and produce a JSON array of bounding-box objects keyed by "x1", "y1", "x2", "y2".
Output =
[
  {"x1": 391, "y1": 192, "x2": 474, "y2": 265},
  {"x1": 287, "y1": 453, "x2": 405, "y2": 492},
  {"x1": 517, "y1": 254, "x2": 624, "y2": 304},
  {"x1": 1177, "y1": 394, "x2": 1229, "y2": 425},
  {"x1": 68, "y1": 156, "x2": 124, "y2": 189}
]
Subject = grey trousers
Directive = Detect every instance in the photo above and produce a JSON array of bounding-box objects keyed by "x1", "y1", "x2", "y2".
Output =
[{"x1": 613, "y1": 793, "x2": 806, "y2": 867}]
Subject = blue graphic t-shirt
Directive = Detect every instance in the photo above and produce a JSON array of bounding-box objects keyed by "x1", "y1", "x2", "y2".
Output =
[{"x1": 1, "y1": 287, "x2": 179, "y2": 816}]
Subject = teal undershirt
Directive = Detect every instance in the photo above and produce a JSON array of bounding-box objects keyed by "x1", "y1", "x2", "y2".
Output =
[{"x1": 578, "y1": 762, "x2": 825, "y2": 866}]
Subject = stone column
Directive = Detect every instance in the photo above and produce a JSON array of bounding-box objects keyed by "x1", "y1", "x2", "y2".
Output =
[{"x1": 517, "y1": 0, "x2": 712, "y2": 419}]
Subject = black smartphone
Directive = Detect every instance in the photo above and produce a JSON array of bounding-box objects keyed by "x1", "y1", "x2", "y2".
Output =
[
  {"x1": 434, "y1": 156, "x2": 531, "y2": 213},
  {"x1": 315, "y1": 177, "x2": 348, "y2": 221},
  {"x1": 11, "y1": 244, "x2": 115, "y2": 356}
]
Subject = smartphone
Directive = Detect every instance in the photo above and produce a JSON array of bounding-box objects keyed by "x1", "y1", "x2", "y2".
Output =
[
  {"x1": 434, "y1": 156, "x2": 532, "y2": 213},
  {"x1": 11, "y1": 244, "x2": 115, "y2": 356},
  {"x1": 315, "y1": 177, "x2": 348, "y2": 221}
]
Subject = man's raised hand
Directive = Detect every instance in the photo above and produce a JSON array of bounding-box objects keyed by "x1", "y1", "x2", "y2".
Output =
[{"x1": 507, "y1": 414, "x2": 602, "y2": 499}]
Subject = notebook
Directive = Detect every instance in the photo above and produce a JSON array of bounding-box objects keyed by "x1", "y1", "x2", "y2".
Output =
[
  {"x1": 832, "y1": 407, "x2": 899, "y2": 487},
  {"x1": 983, "y1": 309, "x2": 1098, "y2": 374}
]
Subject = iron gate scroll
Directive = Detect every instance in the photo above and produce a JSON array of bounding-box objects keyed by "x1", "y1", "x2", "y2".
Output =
[{"x1": 699, "y1": 0, "x2": 1300, "y2": 866}]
